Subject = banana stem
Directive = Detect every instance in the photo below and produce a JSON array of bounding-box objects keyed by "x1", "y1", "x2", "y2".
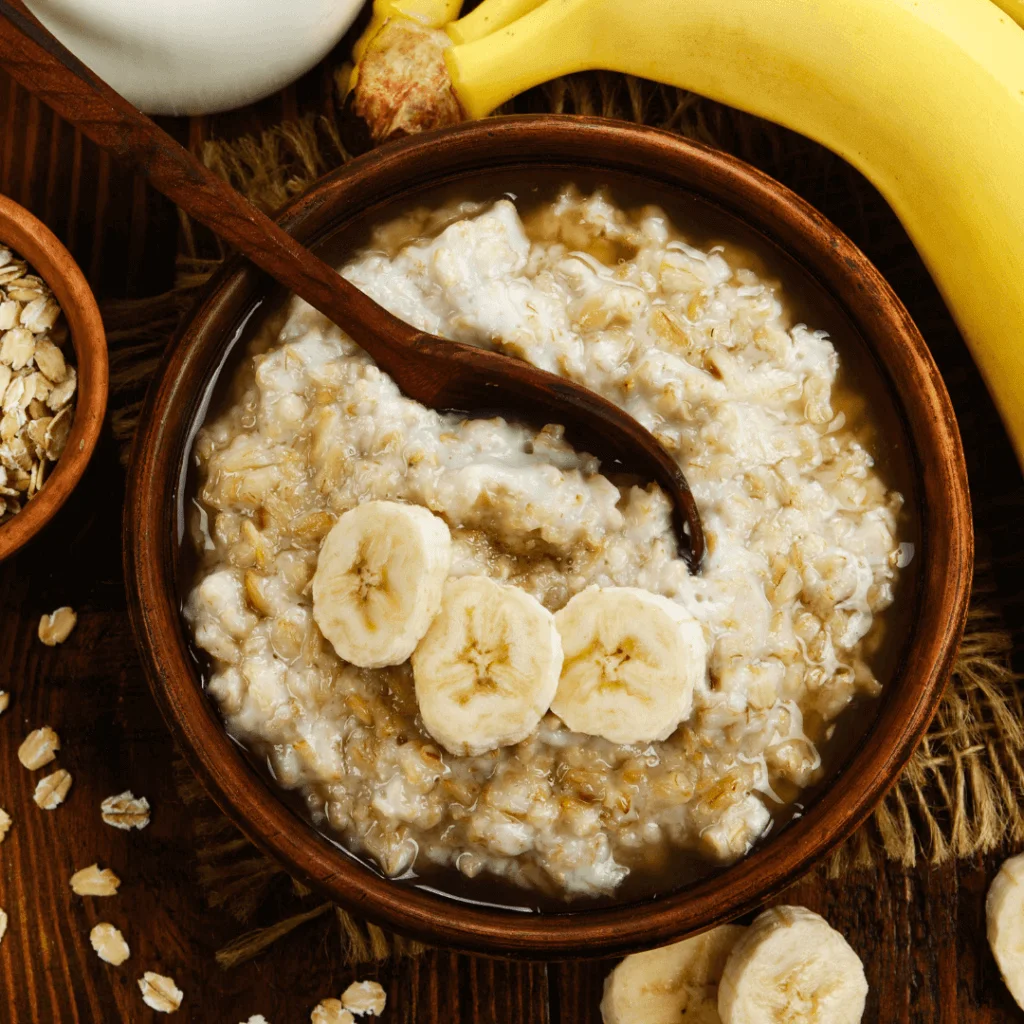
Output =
[
  {"x1": 447, "y1": 0, "x2": 1024, "y2": 467},
  {"x1": 354, "y1": 0, "x2": 463, "y2": 65},
  {"x1": 447, "y1": 0, "x2": 547, "y2": 44}
]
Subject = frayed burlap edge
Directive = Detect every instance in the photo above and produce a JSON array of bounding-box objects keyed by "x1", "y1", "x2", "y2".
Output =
[{"x1": 104, "y1": 73, "x2": 1023, "y2": 967}]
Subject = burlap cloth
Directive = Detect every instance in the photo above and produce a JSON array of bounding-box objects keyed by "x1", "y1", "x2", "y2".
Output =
[{"x1": 105, "y1": 72, "x2": 1023, "y2": 967}]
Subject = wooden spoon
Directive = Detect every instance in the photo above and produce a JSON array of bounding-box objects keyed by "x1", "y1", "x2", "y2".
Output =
[{"x1": 0, "y1": 0, "x2": 705, "y2": 571}]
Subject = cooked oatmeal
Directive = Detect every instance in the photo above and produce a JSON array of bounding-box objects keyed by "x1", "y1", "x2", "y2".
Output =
[{"x1": 184, "y1": 188, "x2": 904, "y2": 899}]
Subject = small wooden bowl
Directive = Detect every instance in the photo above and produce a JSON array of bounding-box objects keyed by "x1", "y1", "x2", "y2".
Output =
[
  {"x1": 125, "y1": 117, "x2": 972, "y2": 959},
  {"x1": 0, "y1": 194, "x2": 107, "y2": 560}
]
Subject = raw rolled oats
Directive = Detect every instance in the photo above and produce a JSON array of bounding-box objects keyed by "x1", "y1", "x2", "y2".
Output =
[
  {"x1": 0, "y1": 690, "x2": 8, "y2": 714},
  {"x1": 242, "y1": 1018, "x2": 271, "y2": 1024},
  {"x1": 38, "y1": 606, "x2": 76, "y2": 645},
  {"x1": 0, "y1": 908, "x2": 7, "y2": 945},
  {"x1": 138, "y1": 971, "x2": 183, "y2": 1014},
  {"x1": 311, "y1": 1000, "x2": 354, "y2": 1024},
  {"x1": 0, "y1": 248, "x2": 75, "y2": 526},
  {"x1": 0, "y1": 807, "x2": 11, "y2": 843},
  {"x1": 33, "y1": 768, "x2": 72, "y2": 809},
  {"x1": 90, "y1": 922, "x2": 130, "y2": 965},
  {"x1": 341, "y1": 981, "x2": 386, "y2": 1016},
  {"x1": 18, "y1": 725, "x2": 59, "y2": 769},
  {"x1": 101, "y1": 791, "x2": 150, "y2": 830},
  {"x1": 70, "y1": 863, "x2": 121, "y2": 896}
]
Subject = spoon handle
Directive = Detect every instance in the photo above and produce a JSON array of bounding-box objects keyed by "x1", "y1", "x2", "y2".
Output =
[{"x1": 0, "y1": 0, "x2": 420, "y2": 361}]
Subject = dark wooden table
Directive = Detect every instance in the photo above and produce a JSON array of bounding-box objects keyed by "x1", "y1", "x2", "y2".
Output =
[{"x1": 2, "y1": 53, "x2": 1023, "y2": 1023}]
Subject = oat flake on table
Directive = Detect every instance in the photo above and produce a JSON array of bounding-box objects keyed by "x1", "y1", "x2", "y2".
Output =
[
  {"x1": 0, "y1": 690, "x2": 8, "y2": 715},
  {"x1": 138, "y1": 971, "x2": 183, "y2": 1014},
  {"x1": 38, "y1": 606, "x2": 76, "y2": 646},
  {"x1": 70, "y1": 863, "x2": 121, "y2": 897},
  {"x1": 241, "y1": 1017, "x2": 271, "y2": 1024},
  {"x1": 0, "y1": 908, "x2": 7, "y2": 945},
  {"x1": 311, "y1": 999, "x2": 354, "y2": 1024},
  {"x1": 90, "y1": 922, "x2": 130, "y2": 965},
  {"x1": 33, "y1": 768, "x2": 72, "y2": 809},
  {"x1": 101, "y1": 791, "x2": 150, "y2": 830},
  {"x1": 0, "y1": 807, "x2": 11, "y2": 843},
  {"x1": 341, "y1": 981, "x2": 386, "y2": 1016},
  {"x1": 17, "y1": 725, "x2": 59, "y2": 769}
]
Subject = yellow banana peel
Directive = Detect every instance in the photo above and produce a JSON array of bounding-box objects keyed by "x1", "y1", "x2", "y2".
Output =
[
  {"x1": 443, "y1": 0, "x2": 1024, "y2": 468},
  {"x1": 988, "y1": 0, "x2": 1024, "y2": 27},
  {"x1": 446, "y1": 0, "x2": 546, "y2": 44}
]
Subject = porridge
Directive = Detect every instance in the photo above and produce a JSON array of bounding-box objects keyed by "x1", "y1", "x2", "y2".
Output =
[{"x1": 184, "y1": 186, "x2": 906, "y2": 901}]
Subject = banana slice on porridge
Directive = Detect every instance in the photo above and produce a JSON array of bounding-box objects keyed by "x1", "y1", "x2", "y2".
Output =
[
  {"x1": 551, "y1": 587, "x2": 706, "y2": 746},
  {"x1": 312, "y1": 500, "x2": 452, "y2": 668},
  {"x1": 411, "y1": 576, "x2": 563, "y2": 756}
]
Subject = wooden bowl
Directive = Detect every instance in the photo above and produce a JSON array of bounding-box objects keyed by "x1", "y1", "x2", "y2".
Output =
[
  {"x1": 0, "y1": 194, "x2": 107, "y2": 560},
  {"x1": 125, "y1": 116, "x2": 972, "y2": 959}
]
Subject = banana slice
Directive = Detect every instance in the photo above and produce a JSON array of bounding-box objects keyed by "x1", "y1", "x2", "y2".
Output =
[
  {"x1": 601, "y1": 925, "x2": 746, "y2": 1024},
  {"x1": 551, "y1": 587, "x2": 706, "y2": 746},
  {"x1": 312, "y1": 500, "x2": 452, "y2": 668},
  {"x1": 411, "y1": 575, "x2": 562, "y2": 756},
  {"x1": 718, "y1": 906, "x2": 868, "y2": 1024},
  {"x1": 986, "y1": 852, "x2": 1024, "y2": 1009}
]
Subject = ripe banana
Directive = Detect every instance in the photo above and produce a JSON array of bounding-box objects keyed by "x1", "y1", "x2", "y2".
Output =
[
  {"x1": 411, "y1": 575, "x2": 562, "y2": 755},
  {"x1": 717, "y1": 906, "x2": 868, "y2": 1024},
  {"x1": 986, "y1": 852, "x2": 1024, "y2": 1010},
  {"x1": 601, "y1": 924, "x2": 746, "y2": 1024},
  {"x1": 551, "y1": 587, "x2": 706, "y2": 746},
  {"x1": 440, "y1": 0, "x2": 1024, "y2": 468},
  {"x1": 312, "y1": 500, "x2": 452, "y2": 668}
]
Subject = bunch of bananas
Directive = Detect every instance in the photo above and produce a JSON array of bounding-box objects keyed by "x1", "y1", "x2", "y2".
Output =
[{"x1": 347, "y1": 0, "x2": 1024, "y2": 468}]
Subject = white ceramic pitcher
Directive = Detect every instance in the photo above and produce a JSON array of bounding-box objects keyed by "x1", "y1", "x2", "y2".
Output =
[{"x1": 25, "y1": 0, "x2": 365, "y2": 115}]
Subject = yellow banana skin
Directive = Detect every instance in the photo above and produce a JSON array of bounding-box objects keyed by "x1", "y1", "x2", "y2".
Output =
[
  {"x1": 447, "y1": 0, "x2": 1024, "y2": 467},
  {"x1": 988, "y1": 0, "x2": 1024, "y2": 26},
  {"x1": 447, "y1": 0, "x2": 546, "y2": 44}
]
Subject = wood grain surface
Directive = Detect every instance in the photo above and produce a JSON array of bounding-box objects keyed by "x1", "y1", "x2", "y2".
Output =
[{"x1": 1, "y1": 47, "x2": 1023, "y2": 1023}]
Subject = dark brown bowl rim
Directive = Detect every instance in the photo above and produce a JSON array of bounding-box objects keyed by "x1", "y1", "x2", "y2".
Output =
[
  {"x1": 124, "y1": 115, "x2": 972, "y2": 959},
  {"x1": 0, "y1": 194, "x2": 108, "y2": 560}
]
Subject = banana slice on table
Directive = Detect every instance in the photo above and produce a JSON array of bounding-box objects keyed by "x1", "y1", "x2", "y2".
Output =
[
  {"x1": 312, "y1": 500, "x2": 452, "y2": 668},
  {"x1": 986, "y1": 852, "x2": 1024, "y2": 1009},
  {"x1": 718, "y1": 906, "x2": 868, "y2": 1024},
  {"x1": 551, "y1": 587, "x2": 706, "y2": 746},
  {"x1": 601, "y1": 924, "x2": 746, "y2": 1024},
  {"x1": 411, "y1": 575, "x2": 562, "y2": 756}
]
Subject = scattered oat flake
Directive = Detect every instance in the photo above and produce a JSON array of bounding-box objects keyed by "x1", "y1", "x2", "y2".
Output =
[
  {"x1": 341, "y1": 981, "x2": 386, "y2": 1017},
  {"x1": 18, "y1": 725, "x2": 59, "y2": 769},
  {"x1": 101, "y1": 791, "x2": 150, "y2": 831},
  {"x1": 70, "y1": 863, "x2": 121, "y2": 897},
  {"x1": 0, "y1": 690, "x2": 8, "y2": 714},
  {"x1": 0, "y1": 807, "x2": 10, "y2": 843},
  {"x1": 33, "y1": 768, "x2": 72, "y2": 809},
  {"x1": 90, "y1": 922, "x2": 130, "y2": 966},
  {"x1": 0, "y1": 909, "x2": 7, "y2": 945},
  {"x1": 311, "y1": 1000, "x2": 354, "y2": 1024},
  {"x1": 242, "y1": 1018, "x2": 271, "y2": 1024},
  {"x1": 138, "y1": 971, "x2": 183, "y2": 1014},
  {"x1": 38, "y1": 606, "x2": 76, "y2": 645}
]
